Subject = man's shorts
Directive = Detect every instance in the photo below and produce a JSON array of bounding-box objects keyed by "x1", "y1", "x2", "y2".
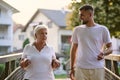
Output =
[{"x1": 75, "y1": 67, "x2": 104, "y2": 80}]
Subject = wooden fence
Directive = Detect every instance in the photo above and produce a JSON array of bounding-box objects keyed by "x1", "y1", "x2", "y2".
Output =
[
  {"x1": 0, "y1": 53, "x2": 120, "y2": 80},
  {"x1": 104, "y1": 54, "x2": 120, "y2": 80},
  {"x1": 0, "y1": 53, "x2": 22, "y2": 80}
]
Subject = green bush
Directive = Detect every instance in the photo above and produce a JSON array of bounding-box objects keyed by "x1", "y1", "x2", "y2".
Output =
[
  {"x1": 0, "y1": 64, "x2": 5, "y2": 74},
  {"x1": 22, "y1": 38, "x2": 30, "y2": 48},
  {"x1": 118, "y1": 66, "x2": 120, "y2": 75}
]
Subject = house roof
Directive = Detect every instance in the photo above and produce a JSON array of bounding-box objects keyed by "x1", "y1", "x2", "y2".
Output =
[
  {"x1": 23, "y1": 9, "x2": 69, "y2": 32},
  {"x1": 40, "y1": 9, "x2": 68, "y2": 27},
  {"x1": 13, "y1": 23, "x2": 24, "y2": 33},
  {"x1": 0, "y1": 0, "x2": 19, "y2": 13}
]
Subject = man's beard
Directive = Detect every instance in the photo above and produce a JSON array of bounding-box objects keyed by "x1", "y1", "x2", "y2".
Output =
[{"x1": 82, "y1": 20, "x2": 88, "y2": 24}]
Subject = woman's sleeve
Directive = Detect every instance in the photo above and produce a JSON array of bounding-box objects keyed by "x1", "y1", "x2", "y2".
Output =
[
  {"x1": 21, "y1": 44, "x2": 29, "y2": 59},
  {"x1": 51, "y1": 47, "x2": 56, "y2": 59}
]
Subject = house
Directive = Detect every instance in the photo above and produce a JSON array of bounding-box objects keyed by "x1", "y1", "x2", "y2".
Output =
[
  {"x1": 13, "y1": 23, "x2": 25, "y2": 51},
  {"x1": 22, "y1": 9, "x2": 72, "y2": 54},
  {"x1": 12, "y1": 8, "x2": 120, "y2": 56},
  {"x1": 111, "y1": 36, "x2": 120, "y2": 54},
  {"x1": 0, "y1": 0, "x2": 19, "y2": 55}
]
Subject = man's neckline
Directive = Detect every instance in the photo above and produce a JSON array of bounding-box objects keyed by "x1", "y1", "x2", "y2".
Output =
[{"x1": 85, "y1": 23, "x2": 97, "y2": 28}]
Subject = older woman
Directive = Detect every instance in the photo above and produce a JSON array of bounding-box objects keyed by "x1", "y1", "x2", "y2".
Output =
[{"x1": 20, "y1": 25, "x2": 60, "y2": 80}]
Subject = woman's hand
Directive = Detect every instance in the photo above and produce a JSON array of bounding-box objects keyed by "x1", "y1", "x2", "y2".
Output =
[
  {"x1": 51, "y1": 59, "x2": 60, "y2": 69},
  {"x1": 20, "y1": 58, "x2": 31, "y2": 69}
]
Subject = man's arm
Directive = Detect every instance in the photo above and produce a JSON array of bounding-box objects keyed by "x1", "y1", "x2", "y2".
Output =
[
  {"x1": 70, "y1": 43, "x2": 78, "y2": 69},
  {"x1": 97, "y1": 42, "x2": 113, "y2": 60},
  {"x1": 70, "y1": 43, "x2": 78, "y2": 80},
  {"x1": 103, "y1": 42, "x2": 113, "y2": 56}
]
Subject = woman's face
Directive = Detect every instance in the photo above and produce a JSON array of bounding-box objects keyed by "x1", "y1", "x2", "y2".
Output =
[{"x1": 35, "y1": 28, "x2": 47, "y2": 42}]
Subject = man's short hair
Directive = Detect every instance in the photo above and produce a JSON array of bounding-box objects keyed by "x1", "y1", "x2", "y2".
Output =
[{"x1": 79, "y1": 5, "x2": 94, "y2": 11}]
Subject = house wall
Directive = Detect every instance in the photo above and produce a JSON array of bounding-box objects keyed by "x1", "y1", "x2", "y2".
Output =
[
  {"x1": 26, "y1": 25, "x2": 34, "y2": 43},
  {"x1": 58, "y1": 29, "x2": 72, "y2": 54},
  {"x1": 0, "y1": 4, "x2": 14, "y2": 54},
  {"x1": 47, "y1": 23, "x2": 59, "y2": 53},
  {"x1": 0, "y1": 5, "x2": 13, "y2": 24},
  {"x1": 13, "y1": 29, "x2": 26, "y2": 50},
  {"x1": 111, "y1": 36, "x2": 120, "y2": 54}
]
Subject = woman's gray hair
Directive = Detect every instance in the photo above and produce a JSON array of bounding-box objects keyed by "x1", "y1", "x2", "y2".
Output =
[{"x1": 33, "y1": 24, "x2": 48, "y2": 37}]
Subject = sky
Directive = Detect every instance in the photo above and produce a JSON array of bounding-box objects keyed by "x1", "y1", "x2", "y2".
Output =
[{"x1": 4, "y1": 0, "x2": 72, "y2": 25}]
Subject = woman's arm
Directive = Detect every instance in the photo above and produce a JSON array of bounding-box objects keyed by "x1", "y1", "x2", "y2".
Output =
[{"x1": 51, "y1": 59, "x2": 60, "y2": 69}]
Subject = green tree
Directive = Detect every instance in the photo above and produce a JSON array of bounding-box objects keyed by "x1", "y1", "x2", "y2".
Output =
[
  {"x1": 22, "y1": 38, "x2": 30, "y2": 48},
  {"x1": 67, "y1": 0, "x2": 120, "y2": 38},
  {"x1": 102, "y1": 0, "x2": 120, "y2": 38}
]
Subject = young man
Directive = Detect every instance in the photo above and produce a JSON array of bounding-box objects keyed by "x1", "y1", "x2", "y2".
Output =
[{"x1": 70, "y1": 5, "x2": 113, "y2": 80}]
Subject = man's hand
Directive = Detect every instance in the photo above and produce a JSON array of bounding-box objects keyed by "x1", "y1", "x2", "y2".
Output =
[
  {"x1": 97, "y1": 43, "x2": 112, "y2": 60},
  {"x1": 70, "y1": 69, "x2": 75, "y2": 80},
  {"x1": 97, "y1": 52, "x2": 104, "y2": 60}
]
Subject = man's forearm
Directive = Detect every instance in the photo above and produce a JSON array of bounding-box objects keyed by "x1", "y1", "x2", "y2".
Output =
[
  {"x1": 103, "y1": 43, "x2": 113, "y2": 56},
  {"x1": 70, "y1": 51, "x2": 76, "y2": 70},
  {"x1": 70, "y1": 44, "x2": 77, "y2": 69},
  {"x1": 103, "y1": 47, "x2": 112, "y2": 56}
]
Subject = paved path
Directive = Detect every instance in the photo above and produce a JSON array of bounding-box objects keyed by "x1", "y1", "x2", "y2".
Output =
[{"x1": 55, "y1": 78, "x2": 70, "y2": 80}]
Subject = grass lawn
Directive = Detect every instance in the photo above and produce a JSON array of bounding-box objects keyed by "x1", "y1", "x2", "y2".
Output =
[{"x1": 55, "y1": 74, "x2": 67, "y2": 79}]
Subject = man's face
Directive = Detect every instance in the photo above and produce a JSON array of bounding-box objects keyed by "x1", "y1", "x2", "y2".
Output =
[{"x1": 79, "y1": 10, "x2": 91, "y2": 24}]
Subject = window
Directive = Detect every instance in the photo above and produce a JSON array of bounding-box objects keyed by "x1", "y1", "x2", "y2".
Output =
[
  {"x1": 119, "y1": 46, "x2": 120, "y2": 52},
  {"x1": 13, "y1": 47, "x2": 17, "y2": 51},
  {"x1": 0, "y1": 8, "x2": 1, "y2": 17},
  {"x1": 0, "y1": 26, "x2": 6, "y2": 39},
  {"x1": 0, "y1": 36, "x2": 4, "y2": 39},
  {"x1": 61, "y1": 35, "x2": 71, "y2": 54},
  {"x1": 0, "y1": 47, "x2": 8, "y2": 55},
  {"x1": 47, "y1": 21, "x2": 52, "y2": 28},
  {"x1": 61, "y1": 35, "x2": 71, "y2": 43},
  {"x1": 19, "y1": 35, "x2": 24, "y2": 40}
]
